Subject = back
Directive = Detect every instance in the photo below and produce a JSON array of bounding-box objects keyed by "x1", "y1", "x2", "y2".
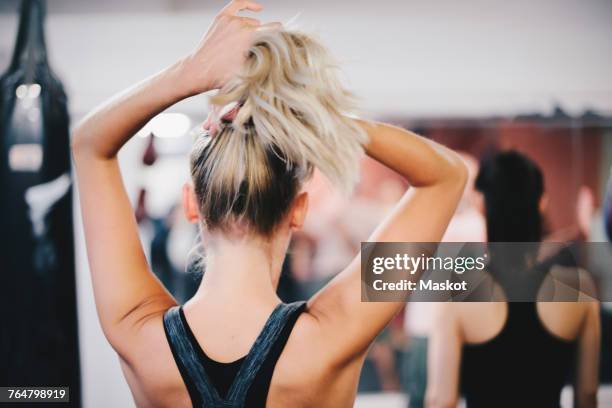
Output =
[
  {"x1": 460, "y1": 302, "x2": 577, "y2": 408},
  {"x1": 117, "y1": 302, "x2": 369, "y2": 408}
]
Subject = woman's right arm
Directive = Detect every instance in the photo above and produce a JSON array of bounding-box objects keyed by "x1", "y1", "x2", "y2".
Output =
[
  {"x1": 71, "y1": 0, "x2": 265, "y2": 356},
  {"x1": 308, "y1": 121, "x2": 468, "y2": 361},
  {"x1": 574, "y1": 302, "x2": 600, "y2": 408}
]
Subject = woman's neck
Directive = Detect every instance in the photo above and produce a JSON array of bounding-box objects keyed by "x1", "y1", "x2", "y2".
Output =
[{"x1": 193, "y1": 233, "x2": 286, "y2": 306}]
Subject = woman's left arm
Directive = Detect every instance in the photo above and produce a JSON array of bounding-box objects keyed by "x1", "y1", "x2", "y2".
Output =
[{"x1": 71, "y1": 0, "x2": 265, "y2": 355}]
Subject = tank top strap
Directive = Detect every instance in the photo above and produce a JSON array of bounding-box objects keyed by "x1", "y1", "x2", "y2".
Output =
[
  {"x1": 163, "y1": 306, "x2": 226, "y2": 407},
  {"x1": 226, "y1": 301, "x2": 307, "y2": 406}
]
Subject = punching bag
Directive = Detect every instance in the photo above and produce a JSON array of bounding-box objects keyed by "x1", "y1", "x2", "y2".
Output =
[
  {"x1": 605, "y1": 170, "x2": 612, "y2": 242},
  {"x1": 0, "y1": 0, "x2": 80, "y2": 404}
]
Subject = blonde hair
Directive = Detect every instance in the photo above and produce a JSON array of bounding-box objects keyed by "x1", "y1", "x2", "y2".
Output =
[{"x1": 190, "y1": 28, "x2": 367, "y2": 235}]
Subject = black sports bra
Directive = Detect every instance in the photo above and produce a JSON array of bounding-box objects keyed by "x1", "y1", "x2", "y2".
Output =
[{"x1": 163, "y1": 301, "x2": 306, "y2": 407}]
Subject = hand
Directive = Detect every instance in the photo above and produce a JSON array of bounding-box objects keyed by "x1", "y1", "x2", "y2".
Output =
[{"x1": 180, "y1": 0, "x2": 266, "y2": 95}]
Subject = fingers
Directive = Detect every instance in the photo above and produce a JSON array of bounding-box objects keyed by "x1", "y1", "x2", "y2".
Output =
[
  {"x1": 256, "y1": 21, "x2": 283, "y2": 31},
  {"x1": 239, "y1": 16, "x2": 261, "y2": 27},
  {"x1": 219, "y1": 1, "x2": 281, "y2": 30},
  {"x1": 203, "y1": 103, "x2": 238, "y2": 136},
  {"x1": 222, "y1": 0, "x2": 263, "y2": 16},
  {"x1": 203, "y1": 104, "x2": 222, "y2": 130},
  {"x1": 219, "y1": 102, "x2": 240, "y2": 122},
  {"x1": 202, "y1": 113, "x2": 214, "y2": 131}
]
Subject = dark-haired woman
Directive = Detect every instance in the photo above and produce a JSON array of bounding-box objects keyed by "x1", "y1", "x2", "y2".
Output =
[
  {"x1": 426, "y1": 151, "x2": 600, "y2": 408},
  {"x1": 72, "y1": 1, "x2": 467, "y2": 406}
]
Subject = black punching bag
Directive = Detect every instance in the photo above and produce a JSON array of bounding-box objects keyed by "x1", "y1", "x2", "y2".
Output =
[
  {"x1": 605, "y1": 171, "x2": 612, "y2": 242},
  {"x1": 0, "y1": 0, "x2": 80, "y2": 404}
]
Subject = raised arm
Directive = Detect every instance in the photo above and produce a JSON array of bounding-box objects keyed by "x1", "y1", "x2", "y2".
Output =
[
  {"x1": 308, "y1": 121, "x2": 468, "y2": 361},
  {"x1": 71, "y1": 0, "x2": 264, "y2": 355}
]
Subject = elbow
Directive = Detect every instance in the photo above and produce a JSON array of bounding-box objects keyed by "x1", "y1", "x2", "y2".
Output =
[
  {"x1": 444, "y1": 152, "x2": 469, "y2": 190},
  {"x1": 452, "y1": 153, "x2": 469, "y2": 183},
  {"x1": 71, "y1": 121, "x2": 103, "y2": 161},
  {"x1": 70, "y1": 125, "x2": 89, "y2": 158}
]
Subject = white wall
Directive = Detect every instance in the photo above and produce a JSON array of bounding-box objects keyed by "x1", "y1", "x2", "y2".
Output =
[{"x1": 1, "y1": 0, "x2": 611, "y2": 118}]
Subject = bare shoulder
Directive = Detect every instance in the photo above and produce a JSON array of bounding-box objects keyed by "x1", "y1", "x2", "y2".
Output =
[
  {"x1": 269, "y1": 308, "x2": 366, "y2": 406},
  {"x1": 537, "y1": 300, "x2": 598, "y2": 341},
  {"x1": 283, "y1": 308, "x2": 363, "y2": 368},
  {"x1": 453, "y1": 300, "x2": 508, "y2": 345},
  {"x1": 541, "y1": 265, "x2": 599, "y2": 302},
  {"x1": 444, "y1": 300, "x2": 502, "y2": 323},
  {"x1": 280, "y1": 308, "x2": 340, "y2": 370},
  {"x1": 536, "y1": 265, "x2": 599, "y2": 340}
]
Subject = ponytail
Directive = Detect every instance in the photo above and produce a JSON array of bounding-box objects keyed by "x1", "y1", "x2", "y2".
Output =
[{"x1": 190, "y1": 29, "x2": 367, "y2": 235}]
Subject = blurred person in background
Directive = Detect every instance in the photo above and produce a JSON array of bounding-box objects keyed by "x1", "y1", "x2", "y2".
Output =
[
  {"x1": 71, "y1": 1, "x2": 468, "y2": 407},
  {"x1": 426, "y1": 151, "x2": 600, "y2": 408}
]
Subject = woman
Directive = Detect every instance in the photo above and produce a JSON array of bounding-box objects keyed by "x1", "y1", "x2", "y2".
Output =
[
  {"x1": 72, "y1": 1, "x2": 467, "y2": 406},
  {"x1": 426, "y1": 151, "x2": 600, "y2": 408}
]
